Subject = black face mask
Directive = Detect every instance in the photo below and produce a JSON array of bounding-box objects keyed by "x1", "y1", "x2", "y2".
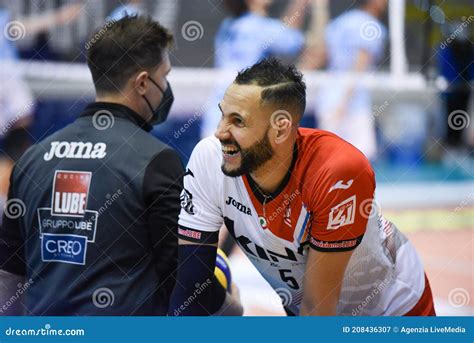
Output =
[{"x1": 143, "y1": 76, "x2": 174, "y2": 125}]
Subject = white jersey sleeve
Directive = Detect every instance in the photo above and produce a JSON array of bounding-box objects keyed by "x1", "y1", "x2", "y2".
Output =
[{"x1": 178, "y1": 137, "x2": 223, "y2": 243}]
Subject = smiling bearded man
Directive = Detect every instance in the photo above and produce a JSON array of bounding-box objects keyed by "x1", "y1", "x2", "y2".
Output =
[{"x1": 168, "y1": 58, "x2": 435, "y2": 317}]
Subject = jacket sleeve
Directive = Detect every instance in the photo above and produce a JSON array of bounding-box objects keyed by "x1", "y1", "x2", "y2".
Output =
[
  {"x1": 142, "y1": 148, "x2": 184, "y2": 310},
  {"x1": 0, "y1": 164, "x2": 26, "y2": 275}
]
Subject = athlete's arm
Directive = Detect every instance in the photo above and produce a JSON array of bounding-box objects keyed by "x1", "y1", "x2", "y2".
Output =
[
  {"x1": 168, "y1": 238, "x2": 243, "y2": 316},
  {"x1": 19, "y1": 3, "x2": 81, "y2": 37},
  {"x1": 334, "y1": 19, "x2": 387, "y2": 119},
  {"x1": 332, "y1": 49, "x2": 372, "y2": 119},
  {"x1": 301, "y1": 149, "x2": 376, "y2": 315},
  {"x1": 168, "y1": 238, "x2": 220, "y2": 316},
  {"x1": 300, "y1": 249, "x2": 354, "y2": 315},
  {"x1": 281, "y1": 0, "x2": 309, "y2": 29},
  {"x1": 169, "y1": 138, "x2": 243, "y2": 315},
  {"x1": 265, "y1": 0, "x2": 308, "y2": 56},
  {"x1": 298, "y1": 0, "x2": 329, "y2": 70}
]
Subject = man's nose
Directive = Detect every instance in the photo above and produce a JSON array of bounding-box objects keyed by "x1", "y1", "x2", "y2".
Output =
[{"x1": 214, "y1": 118, "x2": 230, "y2": 140}]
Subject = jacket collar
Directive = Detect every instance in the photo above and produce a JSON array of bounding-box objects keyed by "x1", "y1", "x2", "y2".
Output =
[{"x1": 80, "y1": 102, "x2": 153, "y2": 132}]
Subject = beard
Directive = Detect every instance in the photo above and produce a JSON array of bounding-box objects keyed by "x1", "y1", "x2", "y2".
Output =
[{"x1": 221, "y1": 128, "x2": 274, "y2": 177}]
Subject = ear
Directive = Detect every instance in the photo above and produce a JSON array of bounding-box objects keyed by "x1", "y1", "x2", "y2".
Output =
[
  {"x1": 134, "y1": 71, "x2": 149, "y2": 96},
  {"x1": 270, "y1": 110, "x2": 293, "y2": 144}
]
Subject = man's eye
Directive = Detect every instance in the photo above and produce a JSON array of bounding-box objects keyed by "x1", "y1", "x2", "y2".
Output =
[{"x1": 234, "y1": 117, "x2": 244, "y2": 126}]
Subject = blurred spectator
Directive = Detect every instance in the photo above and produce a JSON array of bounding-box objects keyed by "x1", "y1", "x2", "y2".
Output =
[
  {"x1": 200, "y1": 0, "x2": 309, "y2": 138},
  {"x1": 0, "y1": 2, "x2": 82, "y2": 137},
  {"x1": 298, "y1": 0, "x2": 329, "y2": 70},
  {"x1": 0, "y1": 3, "x2": 81, "y2": 213},
  {"x1": 0, "y1": 65, "x2": 35, "y2": 215},
  {"x1": 309, "y1": 0, "x2": 388, "y2": 161},
  {"x1": 21, "y1": 32, "x2": 61, "y2": 61},
  {"x1": 438, "y1": 21, "x2": 474, "y2": 152}
]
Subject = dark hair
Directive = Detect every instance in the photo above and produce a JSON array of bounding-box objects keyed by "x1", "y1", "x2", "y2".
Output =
[
  {"x1": 223, "y1": 0, "x2": 249, "y2": 17},
  {"x1": 86, "y1": 15, "x2": 173, "y2": 94},
  {"x1": 235, "y1": 58, "x2": 306, "y2": 119}
]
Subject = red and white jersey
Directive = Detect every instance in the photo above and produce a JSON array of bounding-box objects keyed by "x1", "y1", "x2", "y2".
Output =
[{"x1": 178, "y1": 128, "x2": 425, "y2": 315}]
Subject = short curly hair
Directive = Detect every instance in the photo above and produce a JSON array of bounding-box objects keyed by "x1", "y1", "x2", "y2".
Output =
[{"x1": 235, "y1": 58, "x2": 306, "y2": 119}]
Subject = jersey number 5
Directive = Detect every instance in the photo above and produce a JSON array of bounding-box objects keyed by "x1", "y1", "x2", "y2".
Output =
[{"x1": 279, "y1": 269, "x2": 299, "y2": 289}]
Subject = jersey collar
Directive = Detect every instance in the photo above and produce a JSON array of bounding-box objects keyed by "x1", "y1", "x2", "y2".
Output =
[{"x1": 245, "y1": 142, "x2": 298, "y2": 204}]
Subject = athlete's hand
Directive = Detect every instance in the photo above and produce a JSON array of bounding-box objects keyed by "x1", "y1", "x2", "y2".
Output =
[
  {"x1": 228, "y1": 282, "x2": 244, "y2": 315},
  {"x1": 230, "y1": 282, "x2": 241, "y2": 301},
  {"x1": 214, "y1": 282, "x2": 244, "y2": 316}
]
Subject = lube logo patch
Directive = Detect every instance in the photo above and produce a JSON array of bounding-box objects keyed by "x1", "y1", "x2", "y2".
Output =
[
  {"x1": 52, "y1": 171, "x2": 91, "y2": 216},
  {"x1": 38, "y1": 170, "x2": 98, "y2": 265}
]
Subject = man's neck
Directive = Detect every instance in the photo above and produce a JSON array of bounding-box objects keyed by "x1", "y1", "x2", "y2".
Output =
[
  {"x1": 96, "y1": 94, "x2": 145, "y2": 119},
  {"x1": 249, "y1": 143, "x2": 296, "y2": 195},
  {"x1": 362, "y1": 6, "x2": 380, "y2": 18},
  {"x1": 250, "y1": 7, "x2": 267, "y2": 16}
]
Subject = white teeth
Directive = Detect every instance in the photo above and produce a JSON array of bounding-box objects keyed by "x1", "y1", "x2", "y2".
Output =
[{"x1": 222, "y1": 146, "x2": 239, "y2": 155}]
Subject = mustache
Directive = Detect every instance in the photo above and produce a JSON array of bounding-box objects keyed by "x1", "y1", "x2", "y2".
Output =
[{"x1": 219, "y1": 139, "x2": 241, "y2": 150}]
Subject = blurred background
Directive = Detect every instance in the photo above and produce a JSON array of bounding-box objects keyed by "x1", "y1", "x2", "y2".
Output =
[{"x1": 0, "y1": 0, "x2": 472, "y2": 316}]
